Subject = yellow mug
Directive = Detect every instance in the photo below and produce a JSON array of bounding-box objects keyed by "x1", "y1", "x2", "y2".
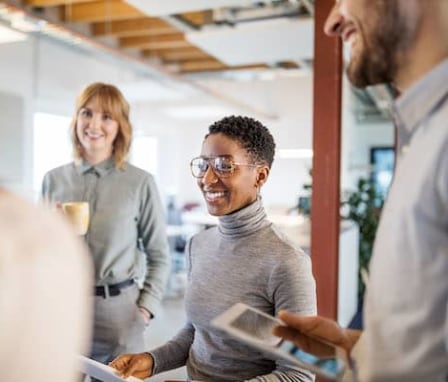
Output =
[{"x1": 62, "y1": 202, "x2": 89, "y2": 236}]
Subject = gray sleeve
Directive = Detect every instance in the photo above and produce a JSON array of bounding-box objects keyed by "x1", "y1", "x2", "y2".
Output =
[
  {"x1": 149, "y1": 322, "x2": 195, "y2": 375},
  {"x1": 137, "y1": 174, "x2": 171, "y2": 316},
  {"x1": 252, "y1": 250, "x2": 316, "y2": 381},
  {"x1": 41, "y1": 172, "x2": 51, "y2": 201},
  {"x1": 149, "y1": 236, "x2": 195, "y2": 374},
  {"x1": 269, "y1": 251, "x2": 317, "y2": 316}
]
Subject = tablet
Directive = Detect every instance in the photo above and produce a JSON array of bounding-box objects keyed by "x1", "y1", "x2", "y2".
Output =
[
  {"x1": 211, "y1": 303, "x2": 346, "y2": 381},
  {"x1": 78, "y1": 355, "x2": 143, "y2": 382}
]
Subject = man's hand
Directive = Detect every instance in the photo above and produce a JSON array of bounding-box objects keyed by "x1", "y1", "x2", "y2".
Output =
[
  {"x1": 109, "y1": 352, "x2": 154, "y2": 379},
  {"x1": 273, "y1": 311, "x2": 361, "y2": 354}
]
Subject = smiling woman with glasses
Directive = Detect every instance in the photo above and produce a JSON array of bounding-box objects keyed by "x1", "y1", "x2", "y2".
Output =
[{"x1": 111, "y1": 115, "x2": 317, "y2": 382}]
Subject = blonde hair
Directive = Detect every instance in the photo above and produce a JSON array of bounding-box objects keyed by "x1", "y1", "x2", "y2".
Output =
[{"x1": 71, "y1": 82, "x2": 132, "y2": 169}]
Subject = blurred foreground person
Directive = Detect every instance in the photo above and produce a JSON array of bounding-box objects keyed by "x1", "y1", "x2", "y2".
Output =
[
  {"x1": 0, "y1": 188, "x2": 92, "y2": 382},
  {"x1": 274, "y1": 1, "x2": 448, "y2": 381}
]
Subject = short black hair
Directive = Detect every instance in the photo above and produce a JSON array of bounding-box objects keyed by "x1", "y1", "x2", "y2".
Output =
[{"x1": 206, "y1": 115, "x2": 276, "y2": 168}]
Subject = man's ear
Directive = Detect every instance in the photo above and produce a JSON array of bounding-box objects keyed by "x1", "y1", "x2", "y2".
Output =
[{"x1": 255, "y1": 166, "x2": 270, "y2": 188}]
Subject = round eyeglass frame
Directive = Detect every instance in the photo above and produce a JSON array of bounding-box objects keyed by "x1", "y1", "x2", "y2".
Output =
[{"x1": 190, "y1": 156, "x2": 259, "y2": 178}]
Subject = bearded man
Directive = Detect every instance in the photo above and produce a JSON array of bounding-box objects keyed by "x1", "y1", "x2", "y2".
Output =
[{"x1": 274, "y1": 1, "x2": 448, "y2": 381}]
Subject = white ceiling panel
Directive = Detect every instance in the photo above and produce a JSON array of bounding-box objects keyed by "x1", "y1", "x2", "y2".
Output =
[
  {"x1": 185, "y1": 18, "x2": 314, "y2": 66},
  {"x1": 124, "y1": 0, "x2": 255, "y2": 17},
  {"x1": 119, "y1": 80, "x2": 194, "y2": 102}
]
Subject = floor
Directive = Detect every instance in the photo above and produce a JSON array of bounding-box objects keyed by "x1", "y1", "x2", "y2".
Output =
[{"x1": 145, "y1": 296, "x2": 188, "y2": 381}]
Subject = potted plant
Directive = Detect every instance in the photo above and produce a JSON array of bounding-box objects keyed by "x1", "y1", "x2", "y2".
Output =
[
  {"x1": 341, "y1": 177, "x2": 384, "y2": 302},
  {"x1": 295, "y1": 173, "x2": 384, "y2": 307}
]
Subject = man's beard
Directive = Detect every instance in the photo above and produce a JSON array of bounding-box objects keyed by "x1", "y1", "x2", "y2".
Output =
[{"x1": 347, "y1": 2, "x2": 412, "y2": 88}]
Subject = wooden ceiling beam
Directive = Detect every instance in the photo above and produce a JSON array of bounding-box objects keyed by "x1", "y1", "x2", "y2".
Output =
[
  {"x1": 179, "y1": 61, "x2": 267, "y2": 73},
  {"x1": 177, "y1": 59, "x2": 227, "y2": 73},
  {"x1": 278, "y1": 61, "x2": 300, "y2": 69},
  {"x1": 120, "y1": 34, "x2": 190, "y2": 50},
  {"x1": 25, "y1": 0, "x2": 93, "y2": 6},
  {"x1": 179, "y1": 10, "x2": 213, "y2": 27},
  {"x1": 92, "y1": 17, "x2": 176, "y2": 37},
  {"x1": 61, "y1": 0, "x2": 143, "y2": 23},
  {"x1": 143, "y1": 47, "x2": 210, "y2": 61}
]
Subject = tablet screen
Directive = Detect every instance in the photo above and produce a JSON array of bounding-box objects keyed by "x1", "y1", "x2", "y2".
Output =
[{"x1": 229, "y1": 309, "x2": 282, "y2": 346}]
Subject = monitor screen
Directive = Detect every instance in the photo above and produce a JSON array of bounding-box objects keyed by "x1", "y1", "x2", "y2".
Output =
[{"x1": 370, "y1": 146, "x2": 395, "y2": 199}]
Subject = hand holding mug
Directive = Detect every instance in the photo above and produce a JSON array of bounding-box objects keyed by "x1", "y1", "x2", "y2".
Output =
[{"x1": 61, "y1": 201, "x2": 89, "y2": 236}]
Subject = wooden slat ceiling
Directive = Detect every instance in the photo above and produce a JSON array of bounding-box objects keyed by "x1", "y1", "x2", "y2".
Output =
[{"x1": 20, "y1": 0, "x2": 309, "y2": 74}]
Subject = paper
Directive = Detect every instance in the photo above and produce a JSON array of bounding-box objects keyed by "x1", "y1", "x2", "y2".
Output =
[{"x1": 78, "y1": 355, "x2": 143, "y2": 382}]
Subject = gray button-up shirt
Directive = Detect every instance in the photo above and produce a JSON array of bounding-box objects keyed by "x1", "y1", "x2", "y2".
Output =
[
  {"x1": 360, "y1": 59, "x2": 448, "y2": 381},
  {"x1": 42, "y1": 158, "x2": 170, "y2": 315}
]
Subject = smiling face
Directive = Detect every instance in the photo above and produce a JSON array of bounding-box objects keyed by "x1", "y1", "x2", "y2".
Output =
[
  {"x1": 197, "y1": 133, "x2": 268, "y2": 216},
  {"x1": 75, "y1": 97, "x2": 119, "y2": 163},
  {"x1": 325, "y1": 0, "x2": 418, "y2": 87}
]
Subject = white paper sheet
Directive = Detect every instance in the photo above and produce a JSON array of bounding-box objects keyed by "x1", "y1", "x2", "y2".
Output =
[{"x1": 78, "y1": 355, "x2": 143, "y2": 382}]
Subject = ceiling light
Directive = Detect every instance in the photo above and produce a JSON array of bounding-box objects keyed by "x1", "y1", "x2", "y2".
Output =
[
  {"x1": 0, "y1": 24, "x2": 27, "y2": 44},
  {"x1": 0, "y1": 3, "x2": 171, "y2": 78}
]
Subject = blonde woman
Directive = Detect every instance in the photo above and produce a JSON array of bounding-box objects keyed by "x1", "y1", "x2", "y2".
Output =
[{"x1": 42, "y1": 82, "x2": 170, "y2": 367}]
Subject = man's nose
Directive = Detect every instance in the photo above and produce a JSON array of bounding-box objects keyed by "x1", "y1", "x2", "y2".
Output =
[{"x1": 324, "y1": 3, "x2": 344, "y2": 37}]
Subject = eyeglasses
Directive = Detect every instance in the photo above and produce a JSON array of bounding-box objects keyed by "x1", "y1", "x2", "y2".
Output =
[{"x1": 190, "y1": 156, "x2": 258, "y2": 178}]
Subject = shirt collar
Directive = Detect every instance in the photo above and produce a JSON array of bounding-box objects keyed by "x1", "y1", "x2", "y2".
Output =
[
  {"x1": 392, "y1": 58, "x2": 448, "y2": 146},
  {"x1": 75, "y1": 157, "x2": 116, "y2": 177}
]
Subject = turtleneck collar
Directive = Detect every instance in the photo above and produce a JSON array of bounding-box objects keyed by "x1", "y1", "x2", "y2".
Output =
[{"x1": 218, "y1": 198, "x2": 270, "y2": 238}]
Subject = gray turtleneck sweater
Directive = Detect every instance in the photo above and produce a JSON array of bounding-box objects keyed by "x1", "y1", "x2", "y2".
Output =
[{"x1": 150, "y1": 199, "x2": 316, "y2": 381}]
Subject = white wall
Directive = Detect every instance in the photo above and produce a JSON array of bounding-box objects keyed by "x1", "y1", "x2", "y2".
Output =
[
  {"x1": 0, "y1": 38, "x2": 35, "y2": 195},
  {"x1": 0, "y1": 91, "x2": 25, "y2": 188}
]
